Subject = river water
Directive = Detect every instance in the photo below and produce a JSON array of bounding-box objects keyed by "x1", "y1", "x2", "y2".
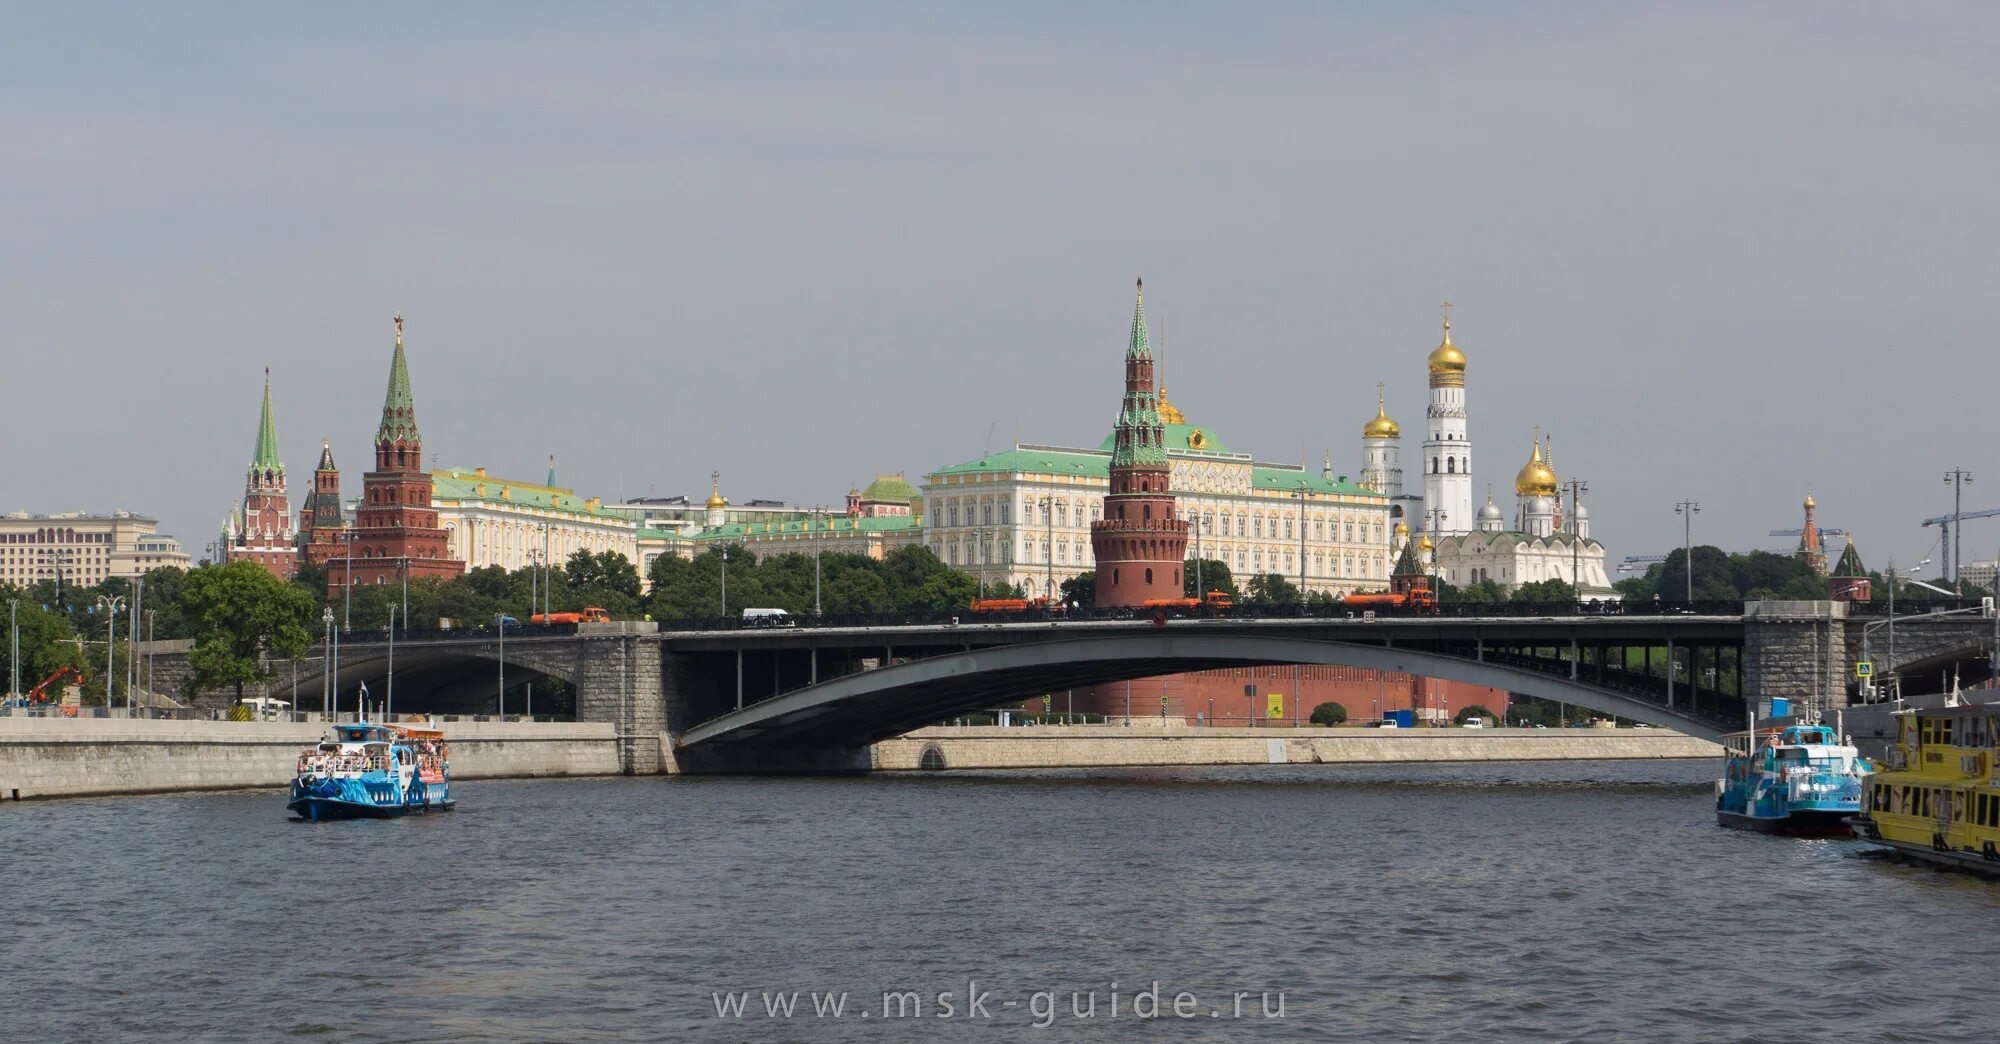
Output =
[{"x1": 7, "y1": 761, "x2": 1998, "y2": 1042}]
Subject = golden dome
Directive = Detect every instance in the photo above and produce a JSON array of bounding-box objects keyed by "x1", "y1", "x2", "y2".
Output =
[
  {"x1": 1804, "y1": 491, "x2": 1815, "y2": 510},
  {"x1": 1362, "y1": 384, "x2": 1400, "y2": 439},
  {"x1": 1394, "y1": 520, "x2": 1409, "y2": 535},
  {"x1": 1514, "y1": 438, "x2": 1558, "y2": 497},
  {"x1": 1426, "y1": 317, "x2": 1466, "y2": 381},
  {"x1": 706, "y1": 470, "x2": 727, "y2": 510},
  {"x1": 1157, "y1": 386, "x2": 1186, "y2": 426},
  {"x1": 1418, "y1": 533, "x2": 1434, "y2": 551}
]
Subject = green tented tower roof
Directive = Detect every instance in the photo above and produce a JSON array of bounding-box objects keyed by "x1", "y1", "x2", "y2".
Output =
[
  {"x1": 377, "y1": 315, "x2": 419, "y2": 445},
  {"x1": 250, "y1": 369, "x2": 283, "y2": 473}
]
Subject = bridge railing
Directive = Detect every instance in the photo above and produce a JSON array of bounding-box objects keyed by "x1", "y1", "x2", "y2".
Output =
[
  {"x1": 317, "y1": 622, "x2": 579, "y2": 645},
  {"x1": 653, "y1": 599, "x2": 1747, "y2": 632}
]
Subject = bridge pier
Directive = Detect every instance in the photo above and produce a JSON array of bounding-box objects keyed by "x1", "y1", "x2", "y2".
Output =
[
  {"x1": 571, "y1": 627, "x2": 667, "y2": 774},
  {"x1": 1742, "y1": 601, "x2": 1848, "y2": 715}
]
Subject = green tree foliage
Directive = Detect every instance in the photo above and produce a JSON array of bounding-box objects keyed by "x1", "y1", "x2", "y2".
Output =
[
  {"x1": 1439, "y1": 577, "x2": 1508, "y2": 604},
  {"x1": 0, "y1": 590, "x2": 86, "y2": 697},
  {"x1": 1059, "y1": 571, "x2": 1095, "y2": 607},
  {"x1": 1454, "y1": 704, "x2": 1496, "y2": 725},
  {"x1": 179, "y1": 562, "x2": 315, "y2": 703},
  {"x1": 1309, "y1": 700, "x2": 1347, "y2": 725},
  {"x1": 1619, "y1": 546, "x2": 1830, "y2": 603},
  {"x1": 1184, "y1": 559, "x2": 1240, "y2": 599},
  {"x1": 1244, "y1": 572, "x2": 1301, "y2": 605},
  {"x1": 1511, "y1": 578, "x2": 1577, "y2": 602}
]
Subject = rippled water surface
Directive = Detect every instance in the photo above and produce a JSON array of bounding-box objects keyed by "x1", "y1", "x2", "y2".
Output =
[{"x1": 9, "y1": 760, "x2": 2000, "y2": 1042}]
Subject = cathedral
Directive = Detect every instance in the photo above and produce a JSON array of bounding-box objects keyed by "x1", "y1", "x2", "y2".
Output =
[{"x1": 1361, "y1": 309, "x2": 1615, "y2": 601}]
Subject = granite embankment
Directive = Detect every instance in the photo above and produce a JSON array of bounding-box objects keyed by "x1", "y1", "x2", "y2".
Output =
[
  {"x1": 870, "y1": 724, "x2": 1722, "y2": 770},
  {"x1": 0, "y1": 718, "x2": 629, "y2": 800}
]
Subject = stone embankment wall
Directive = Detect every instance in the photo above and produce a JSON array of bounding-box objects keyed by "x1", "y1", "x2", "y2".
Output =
[
  {"x1": 870, "y1": 725, "x2": 1721, "y2": 771},
  {"x1": 0, "y1": 719, "x2": 626, "y2": 800}
]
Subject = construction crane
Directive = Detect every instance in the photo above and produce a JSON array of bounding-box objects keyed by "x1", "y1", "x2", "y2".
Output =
[{"x1": 1921, "y1": 506, "x2": 2000, "y2": 583}]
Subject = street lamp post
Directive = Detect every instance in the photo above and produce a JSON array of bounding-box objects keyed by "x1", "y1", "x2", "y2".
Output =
[
  {"x1": 1675, "y1": 500, "x2": 1701, "y2": 602},
  {"x1": 8, "y1": 598, "x2": 18, "y2": 701},
  {"x1": 813, "y1": 505, "x2": 824, "y2": 617},
  {"x1": 496, "y1": 613, "x2": 506, "y2": 717},
  {"x1": 1424, "y1": 508, "x2": 1448, "y2": 590},
  {"x1": 1292, "y1": 483, "x2": 1310, "y2": 603},
  {"x1": 1944, "y1": 469, "x2": 1974, "y2": 591},
  {"x1": 95, "y1": 594, "x2": 125, "y2": 715},
  {"x1": 1038, "y1": 496, "x2": 1055, "y2": 601},
  {"x1": 145, "y1": 609, "x2": 156, "y2": 699},
  {"x1": 331, "y1": 609, "x2": 342, "y2": 719},
  {"x1": 720, "y1": 546, "x2": 729, "y2": 619},
  {"x1": 1564, "y1": 479, "x2": 1589, "y2": 598},
  {"x1": 321, "y1": 607, "x2": 333, "y2": 717},
  {"x1": 386, "y1": 604, "x2": 397, "y2": 721},
  {"x1": 129, "y1": 576, "x2": 143, "y2": 708},
  {"x1": 342, "y1": 528, "x2": 355, "y2": 630}
]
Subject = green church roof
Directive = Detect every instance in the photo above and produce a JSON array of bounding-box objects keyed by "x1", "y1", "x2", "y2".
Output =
[
  {"x1": 250, "y1": 370, "x2": 283, "y2": 473},
  {"x1": 1832, "y1": 537, "x2": 1867, "y2": 578},
  {"x1": 430, "y1": 467, "x2": 628, "y2": 519},
  {"x1": 1098, "y1": 422, "x2": 1235, "y2": 457}
]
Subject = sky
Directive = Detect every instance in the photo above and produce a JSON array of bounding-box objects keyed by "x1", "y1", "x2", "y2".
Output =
[{"x1": 3, "y1": 3, "x2": 1996, "y2": 575}]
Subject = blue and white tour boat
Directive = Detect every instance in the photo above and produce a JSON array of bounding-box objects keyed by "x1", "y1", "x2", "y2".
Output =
[
  {"x1": 1716, "y1": 721, "x2": 1869, "y2": 836},
  {"x1": 288, "y1": 720, "x2": 454, "y2": 820}
]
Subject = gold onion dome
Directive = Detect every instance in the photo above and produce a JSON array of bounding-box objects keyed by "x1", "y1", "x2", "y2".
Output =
[
  {"x1": 1426, "y1": 319, "x2": 1466, "y2": 376},
  {"x1": 1394, "y1": 521, "x2": 1410, "y2": 536},
  {"x1": 1514, "y1": 438, "x2": 1559, "y2": 497},
  {"x1": 1362, "y1": 385, "x2": 1400, "y2": 439},
  {"x1": 706, "y1": 471, "x2": 727, "y2": 510},
  {"x1": 1418, "y1": 533, "x2": 1434, "y2": 551}
]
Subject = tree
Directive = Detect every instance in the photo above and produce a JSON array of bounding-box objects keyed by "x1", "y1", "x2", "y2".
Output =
[
  {"x1": 1512, "y1": 578, "x2": 1577, "y2": 603},
  {"x1": 179, "y1": 562, "x2": 315, "y2": 704},
  {"x1": 1245, "y1": 572, "x2": 1300, "y2": 605},
  {"x1": 0, "y1": 593, "x2": 85, "y2": 698},
  {"x1": 1309, "y1": 701, "x2": 1347, "y2": 726},
  {"x1": 1443, "y1": 578, "x2": 1508, "y2": 604},
  {"x1": 1184, "y1": 559, "x2": 1240, "y2": 599},
  {"x1": 1059, "y1": 571, "x2": 1095, "y2": 608},
  {"x1": 1454, "y1": 704, "x2": 1496, "y2": 725},
  {"x1": 564, "y1": 549, "x2": 642, "y2": 601}
]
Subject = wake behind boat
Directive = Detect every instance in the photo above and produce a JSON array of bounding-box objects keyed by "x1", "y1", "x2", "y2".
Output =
[
  {"x1": 1716, "y1": 722, "x2": 1869, "y2": 836},
  {"x1": 288, "y1": 720, "x2": 454, "y2": 821}
]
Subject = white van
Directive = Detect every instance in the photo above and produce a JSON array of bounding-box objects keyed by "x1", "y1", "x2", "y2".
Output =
[
  {"x1": 1461, "y1": 718, "x2": 1485, "y2": 728},
  {"x1": 238, "y1": 697, "x2": 292, "y2": 721},
  {"x1": 741, "y1": 608, "x2": 793, "y2": 628}
]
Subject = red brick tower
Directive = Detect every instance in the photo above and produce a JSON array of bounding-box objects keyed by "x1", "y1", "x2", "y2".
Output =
[
  {"x1": 297, "y1": 438, "x2": 346, "y2": 568},
  {"x1": 337, "y1": 315, "x2": 464, "y2": 590},
  {"x1": 225, "y1": 369, "x2": 298, "y2": 578},
  {"x1": 1091, "y1": 278, "x2": 1187, "y2": 607}
]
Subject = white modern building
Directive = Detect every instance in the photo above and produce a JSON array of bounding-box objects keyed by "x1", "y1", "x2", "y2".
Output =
[{"x1": 430, "y1": 467, "x2": 637, "y2": 573}]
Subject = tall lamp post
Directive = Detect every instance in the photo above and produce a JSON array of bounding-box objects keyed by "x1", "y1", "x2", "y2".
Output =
[
  {"x1": 321, "y1": 607, "x2": 333, "y2": 717},
  {"x1": 1564, "y1": 479, "x2": 1589, "y2": 597},
  {"x1": 1424, "y1": 508, "x2": 1448, "y2": 590},
  {"x1": 812, "y1": 505, "x2": 824, "y2": 617},
  {"x1": 342, "y1": 528, "x2": 355, "y2": 630},
  {"x1": 495, "y1": 612, "x2": 506, "y2": 716},
  {"x1": 1944, "y1": 469, "x2": 1974, "y2": 591},
  {"x1": 95, "y1": 594, "x2": 125, "y2": 715},
  {"x1": 1291, "y1": 483, "x2": 1310, "y2": 603},
  {"x1": 1038, "y1": 496, "x2": 1055, "y2": 601},
  {"x1": 719, "y1": 546, "x2": 729, "y2": 619},
  {"x1": 1674, "y1": 500, "x2": 1701, "y2": 602},
  {"x1": 386, "y1": 604, "x2": 397, "y2": 721},
  {"x1": 9, "y1": 598, "x2": 18, "y2": 701}
]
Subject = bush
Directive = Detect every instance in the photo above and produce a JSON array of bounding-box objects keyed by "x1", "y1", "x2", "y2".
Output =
[{"x1": 1309, "y1": 701, "x2": 1347, "y2": 726}]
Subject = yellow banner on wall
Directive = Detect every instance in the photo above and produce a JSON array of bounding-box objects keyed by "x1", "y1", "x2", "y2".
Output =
[{"x1": 1266, "y1": 693, "x2": 1285, "y2": 719}]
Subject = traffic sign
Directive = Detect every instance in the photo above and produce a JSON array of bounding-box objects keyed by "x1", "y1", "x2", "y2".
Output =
[{"x1": 1856, "y1": 661, "x2": 1874, "y2": 679}]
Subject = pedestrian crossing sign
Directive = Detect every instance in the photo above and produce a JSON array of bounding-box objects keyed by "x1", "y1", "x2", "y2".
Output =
[{"x1": 1856, "y1": 661, "x2": 1874, "y2": 679}]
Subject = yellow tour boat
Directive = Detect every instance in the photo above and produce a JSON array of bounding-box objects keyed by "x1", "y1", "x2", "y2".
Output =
[{"x1": 1853, "y1": 703, "x2": 2000, "y2": 875}]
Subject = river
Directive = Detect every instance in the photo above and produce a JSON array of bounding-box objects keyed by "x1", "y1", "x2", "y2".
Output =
[{"x1": 7, "y1": 761, "x2": 1997, "y2": 1042}]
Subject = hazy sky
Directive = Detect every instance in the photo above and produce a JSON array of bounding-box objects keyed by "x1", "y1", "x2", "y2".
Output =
[{"x1": 5, "y1": 3, "x2": 1996, "y2": 573}]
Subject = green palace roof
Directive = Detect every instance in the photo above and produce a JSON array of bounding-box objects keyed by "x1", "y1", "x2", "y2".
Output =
[
  {"x1": 682, "y1": 514, "x2": 922, "y2": 542},
  {"x1": 859, "y1": 473, "x2": 920, "y2": 504},
  {"x1": 431, "y1": 467, "x2": 628, "y2": 519},
  {"x1": 931, "y1": 446, "x2": 1379, "y2": 498},
  {"x1": 1096, "y1": 422, "x2": 1235, "y2": 457}
]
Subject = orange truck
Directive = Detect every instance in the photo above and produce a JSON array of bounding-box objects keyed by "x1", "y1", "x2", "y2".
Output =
[
  {"x1": 529, "y1": 607, "x2": 612, "y2": 625},
  {"x1": 1342, "y1": 589, "x2": 1438, "y2": 612},
  {"x1": 1141, "y1": 590, "x2": 1236, "y2": 613}
]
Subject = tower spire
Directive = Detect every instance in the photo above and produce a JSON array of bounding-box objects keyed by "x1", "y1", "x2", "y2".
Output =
[
  {"x1": 376, "y1": 313, "x2": 420, "y2": 450},
  {"x1": 1127, "y1": 276, "x2": 1151, "y2": 360},
  {"x1": 251, "y1": 367, "x2": 283, "y2": 474}
]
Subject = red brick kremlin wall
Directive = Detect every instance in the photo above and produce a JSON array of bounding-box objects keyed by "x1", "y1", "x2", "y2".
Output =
[{"x1": 1056, "y1": 667, "x2": 1511, "y2": 726}]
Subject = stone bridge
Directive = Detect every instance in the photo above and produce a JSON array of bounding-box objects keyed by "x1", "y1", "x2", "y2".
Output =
[{"x1": 132, "y1": 602, "x2": 1996, "y2": 774}]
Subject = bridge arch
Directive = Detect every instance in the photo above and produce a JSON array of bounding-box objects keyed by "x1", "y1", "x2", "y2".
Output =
[
  {"x1": 679, "y1": 633, "x2": 1732, "y2": 763},
  {"x1": 295, "y1": 639, "x2": 583, "y2": 716}
]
